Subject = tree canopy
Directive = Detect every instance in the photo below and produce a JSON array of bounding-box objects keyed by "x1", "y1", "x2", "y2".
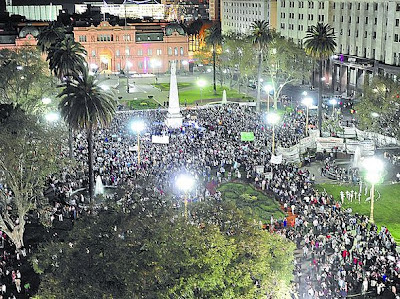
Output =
[
  {"x1": 0, "y1": 47, "x2": 55, "y2": 113},
  {"x1": 33, "y1": 197, "x2": 294, "y2": 298}
]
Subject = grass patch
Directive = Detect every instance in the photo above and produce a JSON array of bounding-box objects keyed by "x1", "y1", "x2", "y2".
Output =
[
  {"x1": 317, "y1": 183, "x2": 400, "y2": 241},
  {"x1": 218, "y1": 182, "x2": 284, "y2": 222},
  {"x1": 123, "y1": 99, "x2": 160, "y2": 110},
  {"x1": 156, "y1": 82, "x2": 193, "y2": 91}
]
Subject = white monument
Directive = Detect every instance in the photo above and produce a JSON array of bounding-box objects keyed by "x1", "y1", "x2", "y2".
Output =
[
  {"x1": 165, "y1": 61, "x2": 183, "y2": 128},
  {"x1": 95, "y1": 175, "x2": 104, "y2": 196},
  {"x1": 221, "y1": 89, "x2": 227, "y2": 104}
]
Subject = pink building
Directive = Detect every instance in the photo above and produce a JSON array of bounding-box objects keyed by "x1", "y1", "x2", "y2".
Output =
[{"x1": 74, "y1": 21, "x2": 190, "y2": 74}]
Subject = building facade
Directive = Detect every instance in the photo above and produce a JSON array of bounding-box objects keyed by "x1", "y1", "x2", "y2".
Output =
[
  {"x1": 74, "y1": 21, "x2": 190, "y2": 74},
  {"x1": 221, "y1": 0, "x2": 277, "y2": 34},
  {"x1": 75, "y1": 2, "x2": 165, "y2": 20},
  {"x1": 277, "y1": 0, "x2": 400, "y2": 94}
]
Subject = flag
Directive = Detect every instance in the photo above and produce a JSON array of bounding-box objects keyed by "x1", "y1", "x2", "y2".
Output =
[{"x1": 241, "y1": 132, "x2": 255, "y2": 141}]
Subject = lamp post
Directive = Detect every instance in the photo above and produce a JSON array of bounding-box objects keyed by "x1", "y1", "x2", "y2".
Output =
[
  {"x1": 264, "y1": 84, "x2": 273, "y2": 112},
  {"x1": 130, "y1": 120, "x2": 145, "y2": 165},
  {"x1": 176, "y1": 174, "x2": 195, "y2": 220},
  {"x1": 197, "y1": 79, "x2": 206, "y2": 104},
  {"x1": 266, "y1": 112, "x2": 280, "y2": 154},
  {"x1": 329, "y1": 98, "x2": 337, "y2": 117},
  {"x1": 302, "y1": 97, "x2": 313, "y2": 137},
  {"x1": 363, "y1": 157, "x2": 384, "y2": 223},
  {"x1": 126, "y1": 60, "x2": 132, "y2": 93}
]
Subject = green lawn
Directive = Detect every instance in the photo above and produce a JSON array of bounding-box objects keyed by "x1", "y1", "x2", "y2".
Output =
[
  {"x1": 154, "y1": 82, "x2": 254, "y2": 104},
  {"x1": 122, "y1": 98, "x2": 160, "y2": 110},
  {"x1": 218, "y1": 182, "x2": 284, "y2": 222},
  {"x1": 317, "y1": 183, "x2": 400, "y2": 241}
]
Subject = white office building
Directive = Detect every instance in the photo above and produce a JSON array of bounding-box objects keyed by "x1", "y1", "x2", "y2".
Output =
[
  {"x1": 277, "y1": 0, "x2": 400, "y2": 94},
  {"x1": 221, "y1": 0, "x2": 271, "y2": 34}
]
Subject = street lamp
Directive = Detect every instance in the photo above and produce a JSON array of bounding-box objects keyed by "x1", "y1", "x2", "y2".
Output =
[
  {"x1": 130, "y1": 120, "x2": 145, "y2": 165},
  {"x1": 329, "y1": 98, "x2": 337, "y2": 117},
  {"x1": 302, "y1": 97, "x2": 313, "y2": 136},
  {"x1": 126, "y1": 60, "x2": 132, "y2": 93},
  {"x1": 264, "y1": 84, "x2": 274, "y2": 112},
  {"x1": 45, "y1": 112, "x2": 60, "y2": 122},
  {"x1": 363, "y1": 157, "x2": 384, "y2": 223},
  {"x1": 176, "y1": 174, "x2": 195, "y2": 220},
  {"x1": 42, "y1": 97, "x2": 52, "y2": 105},
  {"x1": 197, "y1": 79, "x2": 206, "y2": 104},
  {"x1": 266, "y1": 112, "x2": 280, "y2": 154}
]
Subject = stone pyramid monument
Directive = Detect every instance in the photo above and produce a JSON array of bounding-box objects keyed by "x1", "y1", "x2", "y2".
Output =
[{"x1": 165, "y1": 61, "x2": 183, "y2": 128}]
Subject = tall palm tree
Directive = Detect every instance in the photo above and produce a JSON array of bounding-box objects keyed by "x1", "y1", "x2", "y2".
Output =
[
  {"x1": 47, "y1": 37, "x2": 87, "y2": 158},
  {"x1": 303, "y1": 23, "x2": 336, "y2": 137},
  {"x1": 250, "y1": 20, "x2": 271, "y2": 112},
  {"x1": 58, "y1": 68, "x2": 117, "y2": 201},
  {"x1": 36, "y1": 22, "x2": 66, "y2": 54},
  {"x1": 47, "y1": 37, "x2": 87, "y2": 81},
  {"x1": 205, "y1": 23, "x2": 222, "y2": 95}
]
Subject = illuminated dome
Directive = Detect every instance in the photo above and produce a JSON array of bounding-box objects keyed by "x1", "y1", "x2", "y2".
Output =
[{"x1": 165, "y1": 23, "x2": 185, "y2": 36}]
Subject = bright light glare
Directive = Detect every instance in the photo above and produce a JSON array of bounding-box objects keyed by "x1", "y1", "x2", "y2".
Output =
[
  {"x1": 100, "y1": 85, "x2": 109, "y2": 91},
  {"x1": 371, "y1": 112, "x2": 380, "y2": 118},
  {"x1": 45, "y1": 112, "x2": 60, "y2": 122},
  {"x1": 90, "y1": 63, "x2": 98, "y2": 70},
  {"x1": 42, "y1": 97, "x2": 52, "y2": 105},
  {"x1": 130, "y1": 120, "x2": 145, "y2": 133},
  {"x1": 126, "y1": 61, "x2": 133, "y2": 68},
  {"x1": 181, "y1": 60, "x2": 188, "y2": 65},
  {"x1": 207, "y1": 68, "x2": 212, "y2": 73},
  {"x1": 302, "y1": 97, "x2": 313, "y2": 107},
  {"x1": 176, "y1": 174, "x2": 195, "y2": 192},
  {"x1": 329, "y1": 98, "x2": 337, "y2": 105},
  {"x1": 302, "y1": 91, "x2": 308, "y2": 96},
  {"x1": 363, "y1": 157, "x2": 384, "y2": 184},
  {"x1": 266, "y1": 112, "x2": 280, "y2": 125},
  {"x1": 197, "y1": 79, "x2": 206, "y2": 88},
  {"x1": 264, "y1": 84, "x2": 273, "y2": 93}
]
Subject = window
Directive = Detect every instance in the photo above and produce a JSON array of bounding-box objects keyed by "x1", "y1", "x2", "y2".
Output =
[
  {"x1": 373, "y1": 32, "x2": 376, "y2": 39},
  {"x1": 147, "y1": 48, "x2": 152, "y2": 56},
  {"x1": 281, "y1": 23, "x2": 285, "y2": 29},
  {"x1": 138, "y1": 61, "x2": 143, "y2": 69},
  {"x1": 356, "y1": 30, "x2": 359, "y2": 37},
  {"x1": 91, "y1": 50, "x2": 96, "y2": 57},
  {"x1": 180, "y1": 47, "x2": 184, "y2": 55},
  {"x1": 168, "y1": 47, "x2": 172, "y2": 55},
  {"x1": 116, "y1": 49, "x2": 120, "y2": 57},
  {"x1": 156, "y1": 49, "x2": 162, "y2": 55},
  {"x1": 138, "y1": 49, "x2": 143, "y2": 56},
  {"x1": 123, "y1": 34, "x2": 131, "y2": 41},
  {"x1": 348, "y1": 29, "x2": 351, "y2": 36},
  {"x1": 174, "y1": 47, "x2": 178, "y2": 56},
  {"x1": 79, "y1": 35, "x2": 87, "y2": 42},
  {"x1": 395, "y1": 34, "x2": 399, "y2": 42},
  {"x1": 374, "y1": 3, "x2": 378, "y2": 10},
  {"x1": 364, "y1": 31, "x2": 367, "y2": 38},
  {"x1": 396, "y1": 19, "x2": 399, "y2": 27},
  {"x1": 357, "y1": 3, "x2": 360, "y2": 10},
  {"x1": 357, "y1": 16, "x2": 359, "y2": 23},
  {"x1": 125, "y1": 48, "x2": 130, "y2": 55},
  {"x1": 97, "y1": 35, "x2": 111, "y2": 42},
  {"x1": 374, "y1": 18, "x2": 377, "y2": 25},
  {"x1": 365, "y1": 17, "x2": 368, "y2": 24},
  {"x1": 349, "y1": 16, "x2": 351, "y2": 23},
  {"x1": 349, "y1": 3, "x2": 352, "y2": 9}
]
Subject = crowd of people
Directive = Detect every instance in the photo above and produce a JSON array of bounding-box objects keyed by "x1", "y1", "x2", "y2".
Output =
[{"x1": 28, "y1": 103, "x2": 400, "y2": 297}]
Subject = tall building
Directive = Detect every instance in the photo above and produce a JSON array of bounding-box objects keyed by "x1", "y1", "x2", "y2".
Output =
[
  {"x1": 221, "y1": 0, "x2": 277, "y2": 34},
  {"x1": 276, "y1": 0, "x2": 400, "y2": 94},
  {"x1": 74, "y1": 20, "x2": 190, "y2": 74},
  {"x1": 209, "y1": 0, "x2": 220, "y2": 21}
]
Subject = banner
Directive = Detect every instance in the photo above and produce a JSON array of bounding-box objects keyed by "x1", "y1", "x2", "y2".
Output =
[
  {"x1": 129, "y1": 146, "x2": 138, "y2": 151},
  {"x1": 151, "y1": 135, "x2": 169, "y2": 144},
  {"x1": 255, "y1": 165, "x2": 264, "y2": 174},
  {"x1": 241, "y1": 132, "x2": 255, "y2": 141},
  {"x1": 270, "y1": 154, "x2": 283, "y2": 164}
]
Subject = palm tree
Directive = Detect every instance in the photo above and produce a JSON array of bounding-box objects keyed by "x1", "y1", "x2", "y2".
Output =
[
  {"x1": 205, "y1": 23, "x2": 222, "y2": 95},
  {"x1": 36, "y1": 22, "x2": 66, "y2": 54},
  {"x1": 303, "y1": 23, "x2": 336, "y2": 137},
  {"x1": 47, "y1": 37, "x2": 87, "y2": 80},
  {"x1": 250, "y1": 20, "x2": 271, "y2": 112},
  {"x1": 47, "y1": 37, "x2": 87, "y2": 158},
  {"x1": 58, "y1": 68, "x2": 116, "y2": 201}
]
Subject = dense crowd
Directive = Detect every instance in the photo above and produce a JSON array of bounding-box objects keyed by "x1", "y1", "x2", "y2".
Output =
[{"x1": 42, "y1": 104, "x2": 399, "y2": 298}]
